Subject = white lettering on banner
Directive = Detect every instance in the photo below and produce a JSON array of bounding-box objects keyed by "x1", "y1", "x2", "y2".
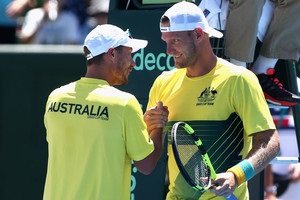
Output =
[
  {"x1": 130, "y1": 161, "x2": 137, "y2": 200},
  {"x1": 133, "y1": 49, "x2": 174, "y2": 71}
]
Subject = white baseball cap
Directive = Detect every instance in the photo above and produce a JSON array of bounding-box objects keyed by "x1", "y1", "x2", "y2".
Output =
[
  {"x1": 160, "y1": 1, "x2": 223, "y2": 38},
  {"x1": 84, "y1": 24, "x2": 148, "y2": 60}
]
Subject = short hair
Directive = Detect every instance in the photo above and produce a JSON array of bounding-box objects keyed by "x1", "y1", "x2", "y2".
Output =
[
  {"x1": 160, "y1": 15, "x2": 170, "y2": 25},
  {"x1": 83, "y1": 46, "x2": 104, "y2": 65}
]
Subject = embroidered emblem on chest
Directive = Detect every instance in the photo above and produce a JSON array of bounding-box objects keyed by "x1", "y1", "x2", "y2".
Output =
[{"x1": 196, "y1": 87, "x2": 217, "y2": 106}]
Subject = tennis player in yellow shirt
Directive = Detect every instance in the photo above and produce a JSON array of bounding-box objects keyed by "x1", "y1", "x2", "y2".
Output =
[{"x1": 43, "y1": 24, "x2": 169, "y2": 200}]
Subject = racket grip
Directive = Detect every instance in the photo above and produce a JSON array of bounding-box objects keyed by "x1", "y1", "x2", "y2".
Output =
[{"x1": 226, "y1": 194, "x2": 238, "y2": 200}]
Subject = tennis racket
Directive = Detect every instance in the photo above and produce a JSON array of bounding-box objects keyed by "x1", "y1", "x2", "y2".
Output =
[{"x1": 171, "y1": 121, "x2": 238, "y2": 200}]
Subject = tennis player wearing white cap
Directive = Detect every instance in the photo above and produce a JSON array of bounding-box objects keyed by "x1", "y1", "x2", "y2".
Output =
[
  {"x1": 43, "y1": 24, "x2": 169, "y2": 200},
  {"x1": 144, "y1": 1, "x2": 280, "y2": 199}
]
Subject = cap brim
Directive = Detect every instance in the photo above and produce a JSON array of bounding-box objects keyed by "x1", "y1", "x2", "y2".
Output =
[
  {"x1": 123, "y1": 39, "x2": 148, "y2": 53},
  {"x1": 205, "y1": 27, "x2": 223, "y2": 38}
]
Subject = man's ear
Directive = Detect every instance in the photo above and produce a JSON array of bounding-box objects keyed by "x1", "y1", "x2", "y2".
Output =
[
  {"x1": 107, "y1": 48, "x2": 114, "y2": 57},
  {"x1": 194, "y1": 27, "x2": 204, "y2": 39}
]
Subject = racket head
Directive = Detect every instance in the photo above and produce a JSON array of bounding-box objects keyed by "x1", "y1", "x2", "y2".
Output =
[{"x1": 171, "y1": 121, "x2": 212, "y2": 191}]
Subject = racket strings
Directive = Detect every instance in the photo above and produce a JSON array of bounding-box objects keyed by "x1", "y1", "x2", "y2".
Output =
[{"x1": 176, "y1": 129, "x2": 211, "y2": 188}]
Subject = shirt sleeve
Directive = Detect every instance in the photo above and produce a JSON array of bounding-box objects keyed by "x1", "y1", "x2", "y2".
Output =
[
  {"x1": 124, "y1": 96, "x2": 154, "y2": 161},
  {"x1": 233, "y1": 70, "x2": 276, "y2": 136}
]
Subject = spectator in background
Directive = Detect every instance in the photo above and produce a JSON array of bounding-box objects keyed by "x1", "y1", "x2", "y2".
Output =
[
  {"x1": 265, "y1": 163, "x2": 300, "y2": 200},
  {"x1": 225, "y1": 0, "x2": 300, "y2": 106},
  {"x1": 19, "y1": 0, "x2": 81, "y2": 44},
  {"x1": 1, "y1": 0, "x2": 36, "y2": 43},
  {"x1": 264, "y1": 106, "x2": 300, "y2": 200},
  {"x1": 69, "y1": 0, "x2": 110, "y2": 44},
  {"x1": 54, "y1": 0, "x2": 110, "y2": 43},
  {"x1": 64, "y1": 0, "x2": 90, "y2": 43},
  {"x1": 85, "y1": 0, "x2": 109, "y2": 28}
]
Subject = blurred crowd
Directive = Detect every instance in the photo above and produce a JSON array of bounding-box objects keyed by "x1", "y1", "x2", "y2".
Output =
[{"x1": 0, "y1": 0, "x2": 110, "y2": 44}]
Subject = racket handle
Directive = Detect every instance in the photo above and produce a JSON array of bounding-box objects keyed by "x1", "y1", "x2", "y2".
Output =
[{"x1": 226, "y1": 194, "x2": 238, "y2": 200}]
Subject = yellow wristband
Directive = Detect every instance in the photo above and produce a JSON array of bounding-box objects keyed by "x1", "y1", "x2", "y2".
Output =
[{"x1": 227, "y1": 165, "x2": 246, "y2": 186}]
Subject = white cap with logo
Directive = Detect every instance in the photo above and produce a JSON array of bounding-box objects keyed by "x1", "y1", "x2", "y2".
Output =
[
  {"x1": 84, "y1": 24, "x2": 148, "y2": 60},
  {"x1": 160, "y1": 1, "x2": 223, "y2": 38}
]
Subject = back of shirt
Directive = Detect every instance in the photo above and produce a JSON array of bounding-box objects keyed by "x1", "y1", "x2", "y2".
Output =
[{"x1": 43, "y1": 78, "x2": 154, "y2": 200}]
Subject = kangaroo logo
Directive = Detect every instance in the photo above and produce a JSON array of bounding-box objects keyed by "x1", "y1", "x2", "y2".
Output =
[{"x1": 197, "y1": 87, "x2": 217, "y2": 105}]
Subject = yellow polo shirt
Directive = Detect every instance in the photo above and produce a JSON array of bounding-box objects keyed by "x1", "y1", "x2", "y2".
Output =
[{"x1": 44, "y1": 78, "x2": 154, "y2": 200}]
